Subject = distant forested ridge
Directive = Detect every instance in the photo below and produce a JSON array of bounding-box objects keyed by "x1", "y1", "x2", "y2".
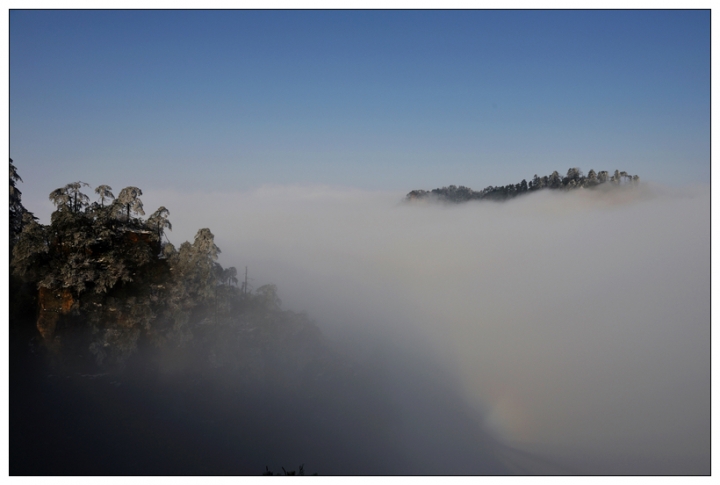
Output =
[{"x1": 406, "y1": 168, "x2": 640, "y2": 203}]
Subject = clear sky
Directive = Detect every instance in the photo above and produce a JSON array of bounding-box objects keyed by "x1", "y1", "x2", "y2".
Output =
[{"x1": 10, "y1": 9, "x2": 710, "y2": 217}]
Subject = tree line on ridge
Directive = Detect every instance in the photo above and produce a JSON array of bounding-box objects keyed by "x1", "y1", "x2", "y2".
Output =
[{"x1": 406, "y1": 168, "x2": 640, "y2": 203}]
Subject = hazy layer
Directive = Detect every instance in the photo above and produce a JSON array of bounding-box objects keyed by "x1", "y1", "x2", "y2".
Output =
[{"x1": 143, "y1": 182, "x2": 710, "y2": 474}]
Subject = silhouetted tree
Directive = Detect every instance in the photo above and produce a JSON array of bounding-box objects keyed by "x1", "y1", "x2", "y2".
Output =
[
  {"x1": 95, "y1": 184, "x2": 115, "y2": 207},
  {"x1": 585, "y1": 169, "x2": 598, "y2": 187},
  {"x1": 9, "y1": 158, "x2": 35, "y2": 247},
  {"x1": 116, "y1": 186, "x2": 144, "y2": 220},
  {"x1": 50, "y1": 181, "x2": 90, "y2": 214},
  {"x1": 147, "y1": 206, "x2": 172, "y2": 240}
]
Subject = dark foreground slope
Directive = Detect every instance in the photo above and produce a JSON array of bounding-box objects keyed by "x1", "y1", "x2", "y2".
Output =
[{"x1": 10, "y1": 316, "x2": 547, "y2": 476}]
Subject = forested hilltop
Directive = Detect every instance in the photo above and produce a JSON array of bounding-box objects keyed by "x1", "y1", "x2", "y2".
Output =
[
  {"x1": 8, "y1": 158, "x2": 386, "y2": 474},
  {"x1": 406, "y1": 168, "x2": 640, "y2": 203},
  {"x1": 10, "y1": 158, "x2": 311, "y2": 370}
]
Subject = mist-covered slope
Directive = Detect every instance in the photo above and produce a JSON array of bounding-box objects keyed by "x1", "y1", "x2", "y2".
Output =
[
  {"x1": 10, "y1": 159, "x2": 709, "y2": 475},
  {"x1": 10, "y1": 310, "x2": 526, "y2": 475},
  {"x1": 144, "y1": 180, "x2": 709, "y2": 475},
  {"x1": 8, "y1": 161, "x2": 521, "y2": 475}
]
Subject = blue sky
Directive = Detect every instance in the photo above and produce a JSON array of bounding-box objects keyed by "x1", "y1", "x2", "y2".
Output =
[{"x1": 10, "y1": 10, "x2": 710, "y2": 216}]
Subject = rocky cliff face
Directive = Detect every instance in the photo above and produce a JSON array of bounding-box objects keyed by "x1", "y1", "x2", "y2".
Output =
[{"x1": 36, "y1": 287, "x2": 74, "y2": 343}]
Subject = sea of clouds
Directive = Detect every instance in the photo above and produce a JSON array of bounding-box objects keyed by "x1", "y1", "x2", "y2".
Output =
[{"x1": 141, "y1": 182, "x2": 710, "y2": 474}]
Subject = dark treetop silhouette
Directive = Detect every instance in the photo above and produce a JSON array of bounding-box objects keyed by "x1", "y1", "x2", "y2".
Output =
[{"x1": 406, "y1": 168, "x2": 639, "y2": 203}]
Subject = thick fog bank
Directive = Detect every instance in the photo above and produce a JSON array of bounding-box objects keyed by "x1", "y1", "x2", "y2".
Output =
[{"x1": 143, "y1": 183, "x2": 710, "y2": 474}]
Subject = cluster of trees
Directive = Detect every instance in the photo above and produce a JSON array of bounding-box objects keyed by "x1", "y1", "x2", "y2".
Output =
[
  {"x1": 9, "y1": 158, "x2": 35, "y2": 247},
  {"x1": 9, "y1": 159, "x2": 304, "y2": 370},
  {"x1": 9, "y1": 161, "x2": 393, "y2": 476},
  {"x1": 406, "y1": 168, "x2": 640, "y2": 203}
]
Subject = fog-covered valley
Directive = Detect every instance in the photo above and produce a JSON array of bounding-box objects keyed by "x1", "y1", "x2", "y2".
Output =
[
  {"x1": 11, "y1": 179, "x2": 709, "y2": 475},
  {"x1": 137, "y1": 182, "x2": 709, "y2": 474}
]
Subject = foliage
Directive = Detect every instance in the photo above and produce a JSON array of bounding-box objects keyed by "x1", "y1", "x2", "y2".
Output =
[
  {"x1": 406, "y1": 167, "x2": 640, "y2": 203},
  {"x1": 9, "y1": 158, "x2": 35, "y2": 248},
  {"x1": 8, "y1": 159, "x2": 38, "y2": 340},
  {"x1": 7, "y1": 160, "x2": 421, "y2": 476},
  {"x1": 10, "y1": 160, "x2": 320, "y2": 372}
]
